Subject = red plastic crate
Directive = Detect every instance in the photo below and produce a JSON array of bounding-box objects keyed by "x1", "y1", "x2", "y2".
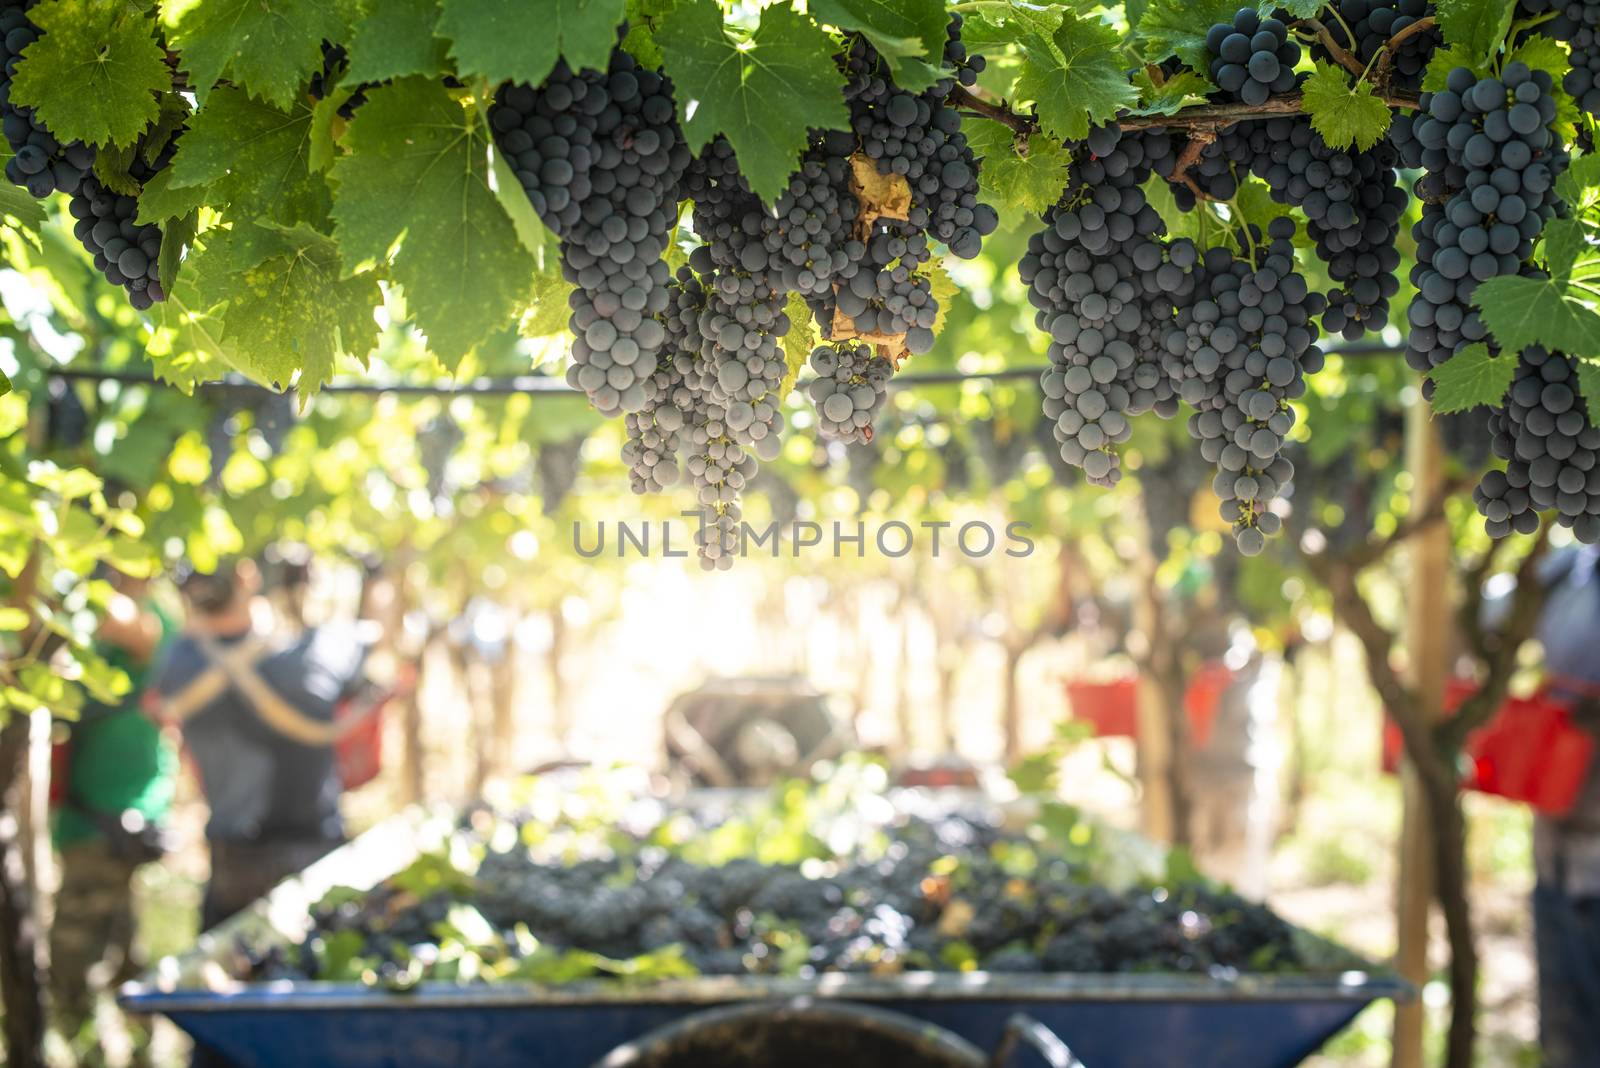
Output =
[
  {"x1": 1065, "y1": 663, "x2": 1231, "y2": 750},
  {"x1": 1381, "y1": 679, "x2": 1596, "y2": 817}
]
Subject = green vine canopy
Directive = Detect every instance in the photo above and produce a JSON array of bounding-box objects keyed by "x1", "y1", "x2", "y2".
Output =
[{"x1": 1, "y1": 0, "x2": 1598, "y2": 568}]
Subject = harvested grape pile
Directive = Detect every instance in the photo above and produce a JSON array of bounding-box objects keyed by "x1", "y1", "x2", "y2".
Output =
[{"x1": 244, "y1": 799, "x2": 1329, "y2": 988}]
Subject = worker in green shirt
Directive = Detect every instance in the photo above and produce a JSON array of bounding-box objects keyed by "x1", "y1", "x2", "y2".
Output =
[{"x1": 50, "y1": 571, "x2": 178, "y2": 1051}]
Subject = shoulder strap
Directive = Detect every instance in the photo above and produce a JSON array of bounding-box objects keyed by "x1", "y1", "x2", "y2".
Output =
[
  {"x1": 193, "y1": 635, "x2": 349, "y2": 747},
  {"x1": 160, "y1": 660, "x2": 231, "y2": 724}
]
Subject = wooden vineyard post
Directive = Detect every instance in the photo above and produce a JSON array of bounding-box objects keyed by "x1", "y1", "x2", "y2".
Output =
[{"x1": 1392, "y1": 401, "x2": 1450, "y2": 1068}]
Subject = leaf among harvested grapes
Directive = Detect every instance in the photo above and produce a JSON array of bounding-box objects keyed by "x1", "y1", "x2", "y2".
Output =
[
  {"x1": 436, "y1": 0, "x2": 624, "y2": 91},
  {"x1": 1426, "y1": 343, "x2": 1515, "y2": 412},
  {"x1": 1301, "y1": 62, "x2": 1391, "y2": 151},
  {"x1": 658, "y1": 0, "x2": 848, "y2": 203},
  {"x1": 10, "y1": 0, "x2": 168, "y2": 148}
]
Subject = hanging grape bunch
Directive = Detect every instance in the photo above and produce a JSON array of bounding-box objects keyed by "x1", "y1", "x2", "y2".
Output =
[
  {"x1": 0, "y1": 0, "x2": 93, "y2": 197},
  {"x1": 807, "y1": 343, "x2": 893, "y2": 444},
  {"x1": 1404, "y1": 61, "x2": 1566, "y2": 379},
  {"x1": 4, "y1": 0, "x2": 1598, "y2": 559},
  {"x1": 1205, "y1": 9, "x2": 1300, "y2": 105},
  {"x1": 1314, "y1": 0, "x2": 1439, "y2": 92},
  {"x1": 1519, "y1": 0, "x2": 1600, "y2": 119},
  {"x1": 489, "y1": 52, "x2": 691, "y2": 419}
]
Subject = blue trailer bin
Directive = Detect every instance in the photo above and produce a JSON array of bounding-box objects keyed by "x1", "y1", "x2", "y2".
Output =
[{"x1": 120, "y1": 808, "x2": 1410, "y2": 1068}]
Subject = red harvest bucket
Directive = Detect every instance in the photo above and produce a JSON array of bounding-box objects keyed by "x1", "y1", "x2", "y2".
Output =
[
  {"x1": 334, "y1": 696, "x2": 385, "y2": 790},
  {"x1": 1065, "y1": 678, "x2": 1139, "y2": 738},
  {"x1": 1065, "y1": 664, "x2": 1234, "y2": 749},
  {"x1": 1382, "y1": 679, "x2": 1596, "y2": 817}
]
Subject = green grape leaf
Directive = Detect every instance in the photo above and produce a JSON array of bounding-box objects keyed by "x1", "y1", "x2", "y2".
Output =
[
  {"x1": 1505, "y1": 33, "x2": 1570, "y2": 85},
  {"x1": 165, "y1": 88, "x2": 329, "y2": 227},
  {"x1": 1128, "y1": 68, "x2": 1214, "y2": 116},
  {"x1": 1138, "y1": 0, "x2": 1271, "y2": 69},
  {"x1": 1275, "y1": 0, "x2": 1323, "y2": 16},
  {"x1": 1420, "y1": 44, "x2": 1486, "y2": 91},
  {"x1": 1540, "y1": 218, "x2": 1589, "y2": 279},
  {"x1": 92, "y1": 142, "x2": 142, "y2": 195},
  {"x1": 1473, "y1": 275, "x2": 1600, "y2": 358},
  {"x1": 965, "y1": 119, "x2": 1073, "y2": 219},
  {"x1": 520, "y1": 266, "x2": 576, "y2": 338},
  {"x1": 196, "y1": 222, "x2": 379, "y2": 392},
  {"x1": 143, "y1": 94, "x2": 192, "y2": 164},
  {"x1": 346, "y1": 0, "x2": 450, "y2": 83},
  {"x1": 999, "y1": 9, "x2": 1137, "y2": 142},
  {"x1": 140, "y1": 276, "x2": 233, "y2": 391},
  {"x1": 163, "y1": 0, "x2": 350, "y2": 110},
  {"x1": 658, "y1": 0, "x2": 848, "y2": 203},
  {"x1": 10, "y1": 0, "x2": 167, "y2": 148},
  {"x1": 808, "y1": 0, "x2": 949, "y2": 92},
  {"x1": 1233, "y1": 176, "x2": 1292, "y2": 232},
  {"x1": 436, "y1": 0, "x2": 624, "y2": 89},
  {"x1": 330, "y1": 78, "x2": 536, "y2": 367},
  {"x1": 1435, "y1": 0, "x2": 1515, "y2": 69},
  {"x1": 1426, "y1": 343, "x2": 1514, "y2": 412},
  {"x1": 1556, "y1": 154, "x2": 1600, "y2": 216},
  {"x1": 0, "y1": 369, "x2": 9, "y2": 397},
  {"x1": 0, "y1": 158, "x2": 46, "y2": 228},
  {"x1": 135, "y1": 167, "x2": 210, "y2": 224},
  {"x1": 1576, "y1": 358, "x2": 1600, "y2": 426},
  {"x1": 919, "y1": 259, "x2": 958, "y2": 337},
  {"x1": 308, "y1": 88, "x2": 356, "y2": 174},
  {"x1": 160, "y1": 209, "x2": 200, "y2": 294},
  {"x1": 488, "y1": 140, "x2": 557, "y2": 261},
  {"x1": 779, "y1": 292, "x2": 815, "y2": 401},
  {"x1": 620, "y1": 0, "x2": 679, "y2": 68},
  {"x1": 1301, "y1": 61, "x2": 1391, "y2": 150}
]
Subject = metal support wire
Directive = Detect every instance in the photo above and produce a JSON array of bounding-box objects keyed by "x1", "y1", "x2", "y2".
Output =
[{"x1": 40, "y1": 340, "x2": 1406, "y2": 399}]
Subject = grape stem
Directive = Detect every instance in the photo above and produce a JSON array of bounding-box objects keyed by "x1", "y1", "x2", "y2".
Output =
[
  {"x1": 1169, "y1": 127, "x2": 1219, "y2": 202},
  {"x1": 948, "y1": 84, "x2": 1036, "y2": 137},
  {"x1": 1371, "y1": 15, "x2": 1437, "y2": 90},
  {"x1": 1292, "y1": 18, "x2": 1366, "y2": 78},
  {"x1": 946, "y1": 70, "x2": 1424, "y2": 147}
]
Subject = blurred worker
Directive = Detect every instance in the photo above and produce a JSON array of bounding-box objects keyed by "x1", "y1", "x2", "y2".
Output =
[
  {"x1": 147, "y1": 558, "x2": 367, "y2": 932},
  {"x1": 50, "y1": 570, "x2": 177, "y2": 1053},
  {"x1": 1525, "y1": 544, "x2": 1600, "y2": 1068}
]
